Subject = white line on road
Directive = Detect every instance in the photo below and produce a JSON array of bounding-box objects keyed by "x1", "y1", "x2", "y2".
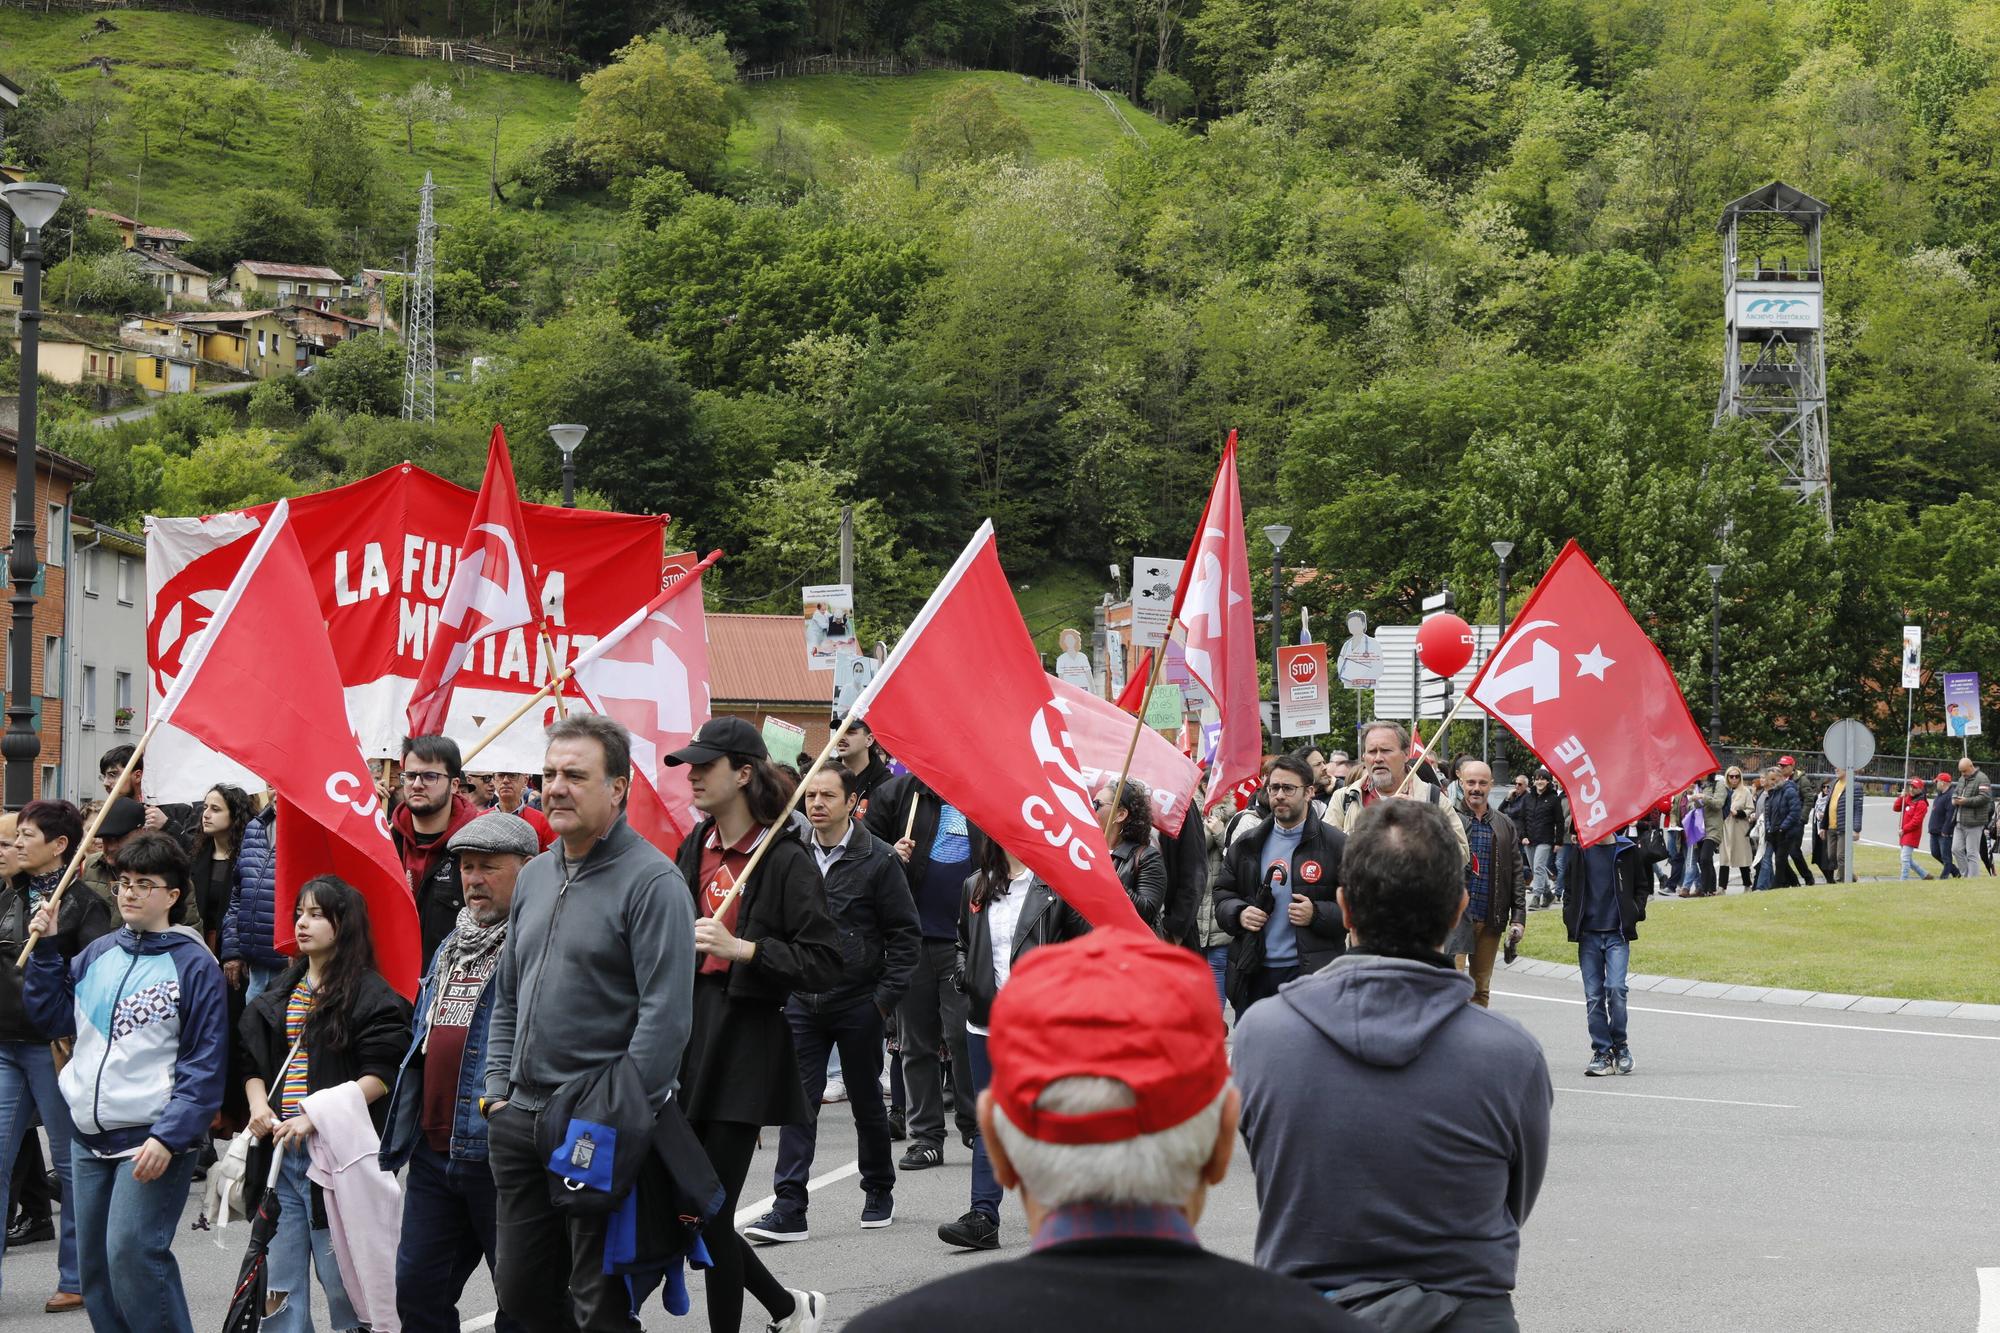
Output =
[
  {"x1": 458, "y1": 1158, "x2": 865, "y2": 1329},
  {"x1": 1977, "y1": 1267, "x2": 2000, "y2": 1333},
  {"x1": 1493, "y1": 989, "x2": 2000, "y2": 1042},
  {"x1": 1556, "y1": 1087, "x2": 1797, "y2": 1109}
]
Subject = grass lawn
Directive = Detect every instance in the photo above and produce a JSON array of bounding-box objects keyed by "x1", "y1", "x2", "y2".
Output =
[
  {"x1": 1515, "y1": 857, "x2": 2000, "y2": 1003},
  {"x1": 1012, "y1": 561, "x2": 1115, "y2": 659}
]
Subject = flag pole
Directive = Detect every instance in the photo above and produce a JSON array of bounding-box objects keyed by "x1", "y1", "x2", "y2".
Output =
[
  {"x1": 1101, "y1": 623, "x2": 1175, "y2": 845},
  {"x1": 540, "y1": 630, "x2": 568, "y2": 720},
  {"x1": 1393, "y1": 690, "x2": 1478, "y2": 799},
  {"x1": 901, "y1": 794, "x2": 920, "y2": 844},
  {"x1": 16, "y1": 717, "x2": 166, "y2": 967},
  {"x1": 460, "y1": 667, "x2": 574, "y2": 768},
  {"x1": 709, "y1": 711, "x2": 862, "y2": 920}
]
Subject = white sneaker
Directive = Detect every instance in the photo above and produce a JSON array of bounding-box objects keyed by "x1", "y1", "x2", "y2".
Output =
[
  {"x1": 821, "y1": 1078, "x2": 847, "y2": 1104},
  {"x1": 767, "y1": 1289, "x2": 826, "y2": 1333}
]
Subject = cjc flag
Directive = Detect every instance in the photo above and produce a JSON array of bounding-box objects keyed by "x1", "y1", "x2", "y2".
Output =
[
  {"x1": 1467, "y1": 540, "x2": 1717, "y2": 848},
  {"x1": 568, "y1": 552, "x2": 722, "y2": 855},
  {"x1": 406, "y1": 425, "x2": 545, "y2": 736},
  {"x1": 1169, "y1": 432, "x2": 1259, "y2": 811},
  {"x1": 153, "y1": 501, "x2": 422, "y2": 996},
  {"x1": 851, "y1": 524, "x2": 1146, "y2": 933}
]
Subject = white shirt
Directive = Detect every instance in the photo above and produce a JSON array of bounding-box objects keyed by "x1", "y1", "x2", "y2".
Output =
[
  {"x1": 967, "y1": 869, "x2": 1033, "y2": 1037},
  {"x1": 809, "y1": 820, "x2": 855, "y2": 876}
]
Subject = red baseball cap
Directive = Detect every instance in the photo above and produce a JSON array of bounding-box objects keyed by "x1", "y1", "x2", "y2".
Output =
[
  {"x1": 988, "y1": 932, "x2": 1229, "y2": 1147},
  {"x1": 1938, "y1": 772, "x2": 1954, "y2": 784},
  {"x1": 1778, "y1": 756, "x2": 1796, "y2": 768}
]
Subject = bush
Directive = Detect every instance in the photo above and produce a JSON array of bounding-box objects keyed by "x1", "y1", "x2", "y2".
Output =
[
  {"x1": 247, "y1": 375, "x2": 310, "y2": 427},
  {"x1": 1146, "y1": 72, "x2": 1195, "y2": 120},
  {"x1": 306, "y1": 334, "x2": 404, "y2": 417},
  {"x1": 42, "y1": 251, "x2": 159, "y2": 315},
  {"x1": 507, "y1": 130, "x2": 604, "y2": 202}
]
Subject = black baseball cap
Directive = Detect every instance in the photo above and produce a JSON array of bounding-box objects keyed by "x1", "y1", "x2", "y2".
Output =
[{"x1": 664, "y1": 717, "x2": 767, "y2": 767}]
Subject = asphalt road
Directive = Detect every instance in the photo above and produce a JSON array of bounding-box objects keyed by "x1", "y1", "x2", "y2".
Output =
[{"x1": 4, "y1": 967, "x2": 1996, "y2": 1331}]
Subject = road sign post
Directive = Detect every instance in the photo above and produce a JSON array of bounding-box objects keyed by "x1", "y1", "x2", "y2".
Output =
[{"x1": 1823, "y1": 718, "x2": 1875, "y2": 885}]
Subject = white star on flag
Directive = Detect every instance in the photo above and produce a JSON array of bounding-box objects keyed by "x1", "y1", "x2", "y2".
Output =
[{"x1": 1575, "y1": 644, "x2": 1615, "y2": 680}]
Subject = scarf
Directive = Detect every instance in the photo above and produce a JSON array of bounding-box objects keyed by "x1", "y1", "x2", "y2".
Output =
[
  {"x1": 25, "y1": 869, "x2": 63, "y2": 914},
  {"x1": 422, "y1": 905, "x2": 508, "y2": 1043}
]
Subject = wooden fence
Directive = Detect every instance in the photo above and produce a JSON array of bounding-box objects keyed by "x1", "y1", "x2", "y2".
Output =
[{"x1": 741, "y1": 53, "x2": 966, "y2": 82}]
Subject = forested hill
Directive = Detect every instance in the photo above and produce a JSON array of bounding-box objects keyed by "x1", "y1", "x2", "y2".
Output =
[{"x1": 5, "y1": 1, "x2": 2000, "y2": 751}]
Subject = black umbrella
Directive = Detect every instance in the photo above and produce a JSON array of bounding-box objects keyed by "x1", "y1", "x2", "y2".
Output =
[{"x1": 220, "y1": 1148, "x2": 289, "y2": 1333}]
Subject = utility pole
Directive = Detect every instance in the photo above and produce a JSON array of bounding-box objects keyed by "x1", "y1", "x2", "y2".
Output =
[{"x1": 838, "y1": 504, "x2": 854, "y2": 587}]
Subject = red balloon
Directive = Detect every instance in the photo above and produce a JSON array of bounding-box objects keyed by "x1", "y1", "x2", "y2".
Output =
[{"x1": 1417, "y1": 612, "x2": 1475, "y2": 677}]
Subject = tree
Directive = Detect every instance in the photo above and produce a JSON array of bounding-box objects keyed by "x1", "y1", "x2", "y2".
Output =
[
  {"x1": 19, "y1": 82, "x2": 121, "y2": 191},
  {"x1": 296, "y1": 61, "x2": 383, "y2": 214},
  {"x1": 307, "y1": 334, "x2": 405, "y2": 417},
  {"x1": 43, "y1": 251, "x2": 157, "y2": 315},
  {"x1": 572, "y1": 35, "x2": 736, "y2": 183},
  {"x1": 156, "y1": 429, "x2": 300, "y2": 516},
  {"x1": 379, "y1": 81, "x2": 464, "y2": 155},
  {"x1": 904, "y1": 84, "x2": 1031, "y2": 180},
  {"x1": 190, "y1": 190, "x2": 336, "y2": 271},
  {"x1": 1043, "y1": 0, "x2": 1098, "y2": 87},
  {"x1": 227, "y1": 32, "x2": 304, "y2": 88}
]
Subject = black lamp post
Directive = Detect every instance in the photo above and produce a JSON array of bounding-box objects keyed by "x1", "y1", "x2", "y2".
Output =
[
  {"x1": 1706, "y1": 563, "x2": 1725, "y2": 744},
  {"x1": 1486, "y1": 541, "x2": 1513, "y2": 764},
  {"x1": 1263, "y1": 524, "x2": 1290, "y2": 726},
  {"x1": 3, "y1": 182, "x2": 68, "y2": 808},
  {"x1": 548, "y1": 423, "x2": 587, "y2": 508}
]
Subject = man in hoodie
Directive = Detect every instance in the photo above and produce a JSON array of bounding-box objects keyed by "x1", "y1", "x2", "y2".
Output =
[
  {"x1": 484, "y1": 714, "x2": 696, "y2": 1333},
  {"x1": 393, "y1": 735, "x2": 486, "y2": 967},
  {"x1": 1565, "y1": 822, "x2": 1664, "y2": 1076},
  {"x1": 1235, "y1": 800, "x2": 1551, "y2": 1332},
  {"x1": 1928, "y1": 770, "x2": 1959, "y2": 876}
]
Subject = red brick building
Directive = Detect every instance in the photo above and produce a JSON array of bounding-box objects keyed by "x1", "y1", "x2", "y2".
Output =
[{"x1": 0, "y1": 425, "x2": 93, "y2": 799}]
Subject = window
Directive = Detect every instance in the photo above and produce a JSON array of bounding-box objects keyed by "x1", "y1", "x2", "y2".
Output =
[
  {"x1": 154, "y1": 357, "x2": 167, "y2": 380},
  {"x1": 116, "y1": 556, "x2": 134, "y2": 605},
  {"x1": 257, "y1": 330, "x2": 266, "y2": 356},
  {"x1": 80, "y1": 547, "x2": 98, "y2": 597},
  {"x1": 45, "y1": 504, "x2": 63, "y2": 567},
  {"x1": 89, "y1": 354, "x2": 98, "y2": 373},
  {"x1": 278, "y1": 282, "x2": 291, "y2": 298},
  {"x1": 40, "y1": 764, "x2": 58, "y2": 800},
  {"x1": 9, "y1": 280, "x2": 20, "y2": 297},
  {"x1": 42, "y1": 635, "x2": 61, "y2": 699},
  {"x1": 114, "y1": 671, "x2": 132, "y2": 730},
  {"x1": 80, "y1": 664, "x2": 95, "y2": 727}
]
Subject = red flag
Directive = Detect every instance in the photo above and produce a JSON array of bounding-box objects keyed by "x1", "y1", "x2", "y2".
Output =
[
  {"x1": 854, "y1": 524, "x2": 1146, "y2": 933},
  {"x1": 155, "y1": 501, "x2": 421, "y2": 996},
  {"x1": 1114, "y1": 649, "x2": 1153, "y2": 714},
  {"x1": 568, "y1": 552, "x2": 722, "y2": 855},
  {"x1": 1467, "y1": 540, "x2": 1718, "y2": 848},
  {"x1": 405, "y1": 425, "x2": 545, "y2": 736},
  {"x1": 1046, "y1": 674, "x2": 1202, "y2": 836},
  {"x1": 1169, "y1": 431, "x2": 1260, "y2": 810}
]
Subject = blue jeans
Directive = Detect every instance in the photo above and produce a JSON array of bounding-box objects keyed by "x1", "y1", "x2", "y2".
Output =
[
  {"x1": 70, "y1": 1145, "x2": 199, "y2": 1333},
  {"x1": 1578, "y1": 931, "x2": 1630, "y2": 1056},
  {"x1": 0, "y1": 1039, "x2": 80, "y2": 1295},
  {"x1": 774, "y1": 998, "x2": 893, "y2": 1215},
  {"x1": 244, "y1": 962, "x2": 286, "y2": 1002},
  {"x1": 1204, "y1": 945, "x2": 1228, "y2": 1013},
  {"x1": 396, "y1": 1143, "x2": 522, "y2": 1333},
  {"x1": 266, "y1": 1144, "x2": 359, "y2": 1333},
  {"x1": 965, "y1": 1032, "x2": 1001, "y2": 1223},
  {"x1": 1900, "y1": 846, "x2": 1931, "y2": 880}
]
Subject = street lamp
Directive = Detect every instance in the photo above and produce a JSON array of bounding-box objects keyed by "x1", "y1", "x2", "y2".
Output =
[
  {"x1": 1263, "y1": 525, "x2": 1291, "y2": 726},
  {"x1": 3, "y1": 181, "x2": 67, "y2": 808},
  {"x1": 547, "y1": 423, "x2": 587, "y2": 508},
  {"x1": 1486, "y1": 540, "x2": 1514, "y2": 764},
  {"x1": 1706, "y1": 563, "x2": 1725, "y2": 744}
]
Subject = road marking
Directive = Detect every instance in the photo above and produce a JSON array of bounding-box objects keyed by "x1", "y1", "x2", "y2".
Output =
[
  {"x1": 1556, "y1": 1087, "x2": 1797, "y2": 1109},
  {"x1": 458, "y1": 1158, "x2": 865, "y2": 1329},
  {"x1": 1978, "y1": 1267, "x2": 2000, "y2": 1333},
  {"x1": 1493, "y1": 990, "x2": 2000, "y2": 1042}
]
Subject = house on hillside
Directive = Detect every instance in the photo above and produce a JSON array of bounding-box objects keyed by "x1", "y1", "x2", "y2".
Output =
[
  {"x1": 137, "y1": 225, "x2": 193, "y2": 254},
  {"x1": 0, "y1": 424, "x2": 94, "y2": 800},
  {"x1": 87, "y1": 208, "x2": 143, "y2": 249},
  {"x1": 356, "y1": 268, "x2": 410, "y2": 326},
  {"x1": 13, "y1": 326, "x2": 125, "y2": 386},
  {"x1": 708, "y1": 613, "x2": 837, "y2": 752},
  {"x1": 134, "y1": 248, "x2": 211, "y2": 306},
  {"x1": 162, "y1": 303, "x2": 379, "y2": 379},
  {"x1": 231, "y1": 261, "x2": 352, "y2": 310}
]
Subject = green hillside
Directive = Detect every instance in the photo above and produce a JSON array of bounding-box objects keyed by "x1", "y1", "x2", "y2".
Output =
[{"x1": 0, "y1": 9, "x2": 1164, "y2": 245}]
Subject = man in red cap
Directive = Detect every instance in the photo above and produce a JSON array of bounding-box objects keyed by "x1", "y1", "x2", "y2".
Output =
[
  {"x1": 846, "y1": 933, "x2": 1365, "y2": 1333},
  {"x1": 1928, "y1": 771, "x2": 1960, "y2": 877},
  {"x1": 1766, "y1": 756, "x2": 1808, "y2": 887}
]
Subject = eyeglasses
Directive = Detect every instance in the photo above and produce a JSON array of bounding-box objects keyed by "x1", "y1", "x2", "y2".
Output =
[
  {"x1": 115, "y1": 877, "x2": 171, "y2": 898},
  {"x1": 1265, "y1": 783, "x2": 1306, "y2": 796},
  {"x1": 403, "y1": 770, "x2": 452, "y2": 787}
]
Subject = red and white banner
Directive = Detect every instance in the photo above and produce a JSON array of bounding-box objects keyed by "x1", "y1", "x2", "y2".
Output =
[
  {"x1": 1046, "y1": 674, "x2": 1201, "y2": 837},
  {"x1": 853, "y1": 523, "x2": 1146, "y2": 933},
  {"x1": 1169, "y1": 431, "x2": 1260, "y2": 810},
  {"x1": 569, "y1": 552, "x2": 721, "y2": 857},
  {"x1": 1467, "y1": 540, "x2": 1718, "y2": 847},
  {"x1": 146, "y1": 462, "x2": 666, "y2": 800},
  {"x1": 405, "y1": 426, "x2": 546, "y2": 736},
  {"x1": 153, "y1": 501, "x2": 421, "y2": 996}
]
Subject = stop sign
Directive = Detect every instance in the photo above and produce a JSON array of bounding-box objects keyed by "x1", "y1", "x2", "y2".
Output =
[{"x1": 1288, "y1": 655, "x2": 1319, "y2": 685}]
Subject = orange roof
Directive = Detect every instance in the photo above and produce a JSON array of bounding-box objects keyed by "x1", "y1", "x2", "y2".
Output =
[{"x1": 708, "y1": 614, "x2": 835, "y2": 707}]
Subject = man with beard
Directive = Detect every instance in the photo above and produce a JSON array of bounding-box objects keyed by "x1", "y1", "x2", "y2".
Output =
[
  {"x1": 392, "y1": 735, "x2": 485, "y2": 966},
  {"x1": 1326, "y1": 721, "x2": 1469, "y2": 864},
  {"x1": 1212, "y1": 755, "x2": 1347, "y2": 1017}
]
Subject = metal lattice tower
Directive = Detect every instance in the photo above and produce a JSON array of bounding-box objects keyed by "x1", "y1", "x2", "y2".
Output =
[
  {"x1": 1715, "y1": 182, "x2": 1832, "y2": 534},
  {"x1": 402, "y1": 171, "x2": 438, "y2": 423}
]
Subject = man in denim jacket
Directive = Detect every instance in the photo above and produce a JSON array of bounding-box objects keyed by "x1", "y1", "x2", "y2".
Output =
[{"x1": 380, "y1": 812, "x2": 538, "y2": 1333}]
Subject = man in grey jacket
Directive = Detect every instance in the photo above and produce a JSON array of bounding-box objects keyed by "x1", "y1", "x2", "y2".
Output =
[
  {"x1": 1951, "y1": 756, "x2": 1992, "y2": 877},
  {"x1": 1235, "y1": 800, "x2": 1552, "y2": 1332},
  {"x1": 482, "y1": 713, "x2": 696, "y2": 1333}
]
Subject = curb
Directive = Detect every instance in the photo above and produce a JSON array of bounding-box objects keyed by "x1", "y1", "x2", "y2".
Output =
[{"x1": 1498, "y1": 956, "x2": 2000, "y2": 1022}]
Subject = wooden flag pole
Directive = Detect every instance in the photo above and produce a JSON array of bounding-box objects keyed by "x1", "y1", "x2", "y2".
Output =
[
  {"x1": 459, "y1": 667, "x2": 574, "y2": 769},
  {"x1": 1392, "y1": 690, "x2": 1477, "y2": 799},
  {"x1": 901, "y1": 793, "x2": 920, "y2": 843},
  {"x1": 1101, "y1": 621, "x2": 1176, "y2": 846},
  {"x1": 16, "y1": 716, "x2": 167, "y2": 967},
  {"x1": 710, "y1": 711, "x2": 863, "y2": 921},
  {"x1": 540, "y1": 631, "x2": 568, "y2": 720}
]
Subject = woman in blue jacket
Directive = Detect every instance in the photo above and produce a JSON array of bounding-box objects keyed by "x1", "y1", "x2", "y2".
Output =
[
  {"x1": 26, "y1": 830, "x2": 227, "y2": 1333},
  {"x1": 222, "y1": 803, "x2": 289, "y2": 998}
]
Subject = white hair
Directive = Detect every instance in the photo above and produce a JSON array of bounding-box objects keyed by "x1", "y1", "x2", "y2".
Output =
[{"x1": 989, "y1": 1077, "x2": 1227, "y2": 1208}]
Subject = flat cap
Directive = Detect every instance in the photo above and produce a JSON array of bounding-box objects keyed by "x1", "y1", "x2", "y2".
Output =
[{"x1": 448, "y1": 811, "x2": 540, "y2": 858}]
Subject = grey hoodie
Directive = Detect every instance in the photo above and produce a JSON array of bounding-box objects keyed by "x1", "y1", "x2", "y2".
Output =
[
  {"x1": 1234, "y1": 954, "x2": 1552, "y2": 1299},
  {"x1": 484, "y1": 815, "x2": 695, "y2": 1112}
]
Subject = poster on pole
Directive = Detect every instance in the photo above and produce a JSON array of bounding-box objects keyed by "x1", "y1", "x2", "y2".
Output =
[
  {"x1": 760, "y1": 716, "x2": 807, "y2": 768},
  {"x1": 1901, "y1": 626, "x2": 1922, "y2": 690},
  {"x1": 1055, "y1": 627, "x2": 1094, "y2": 691},
  {"x1": 1130, "y1": 557, "x2": 1184, "y2": 647},
  {"x1": 1278, "y1": 643, "x2": 1330, "y2": 739},
  {"x1": 1336, "y1": 610, "x2": 1382, "y2": 688},
  {"x1": 1944, "y1": 671, "x2": 1982, "y2": 738},
  {"x1": 802, "y1": 584, "x2": 856, "y2": 671}
]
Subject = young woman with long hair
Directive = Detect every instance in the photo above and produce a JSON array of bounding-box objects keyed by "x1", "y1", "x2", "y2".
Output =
[
  {"x1": 669, "y1": 722, "x2": 843, "y2": 1333},
  {"x1": 191, "y1": 786, "x2": 255, "y2": 956},
  {"x1": 239, "y1": 877, "x2": 411, "y2": 1333}
]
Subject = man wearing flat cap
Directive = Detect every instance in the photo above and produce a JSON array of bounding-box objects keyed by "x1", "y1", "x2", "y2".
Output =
[
  {"x1": 848, "y1": 933, "x2": 1366, "y2": 1333},
  {"x1": 380, "y1": 811, "x2": 540, "y2": 1333},
  {"x1": 79, "y1": 798, "x2": 199, "y2": 931}
]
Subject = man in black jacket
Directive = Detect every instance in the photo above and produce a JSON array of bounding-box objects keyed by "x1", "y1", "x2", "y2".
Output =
[
  {"x1": 864, "y1": 771, "x2": 984, "y2": 1166},
  {"x1": 834, "y1": 717, "x2": 894, "y2": 809},
  {"x1": 1562, "y1": 827, "x2": 1664, "y2": 1077},
  {"x1": 1212, "y1": 754, "x2": 1347, "y2": 1017},
  {"x1": 847, "y1": 931, "x2": 1364, "y2": 1333},
  {"x1": 746, "y1": 765, "x2": 920, "y2": 1243},
  {"x1": 1515, "y1": 769, "x2": 1565, "y2": 909}
]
